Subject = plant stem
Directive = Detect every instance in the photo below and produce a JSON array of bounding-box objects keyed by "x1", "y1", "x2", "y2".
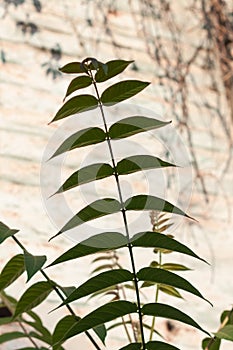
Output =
[
  {"x1": 18, "y1": 321, "x2": 40, "y2": 349},
  {"x1": 11, "y1": 235, "x2": 102, "y2": 350},
  {"x1": 12, "y1": 235, "x2": 26, "y2": 251},
  {"x1": 92, "y1": 77, "x2": 146, "y2": 349},
  {"x1": 113, "y1": 255, "x2": 133, "y2": 343},
  {"x1": 149, "y1": 251, "x2": 162, "y2": 341},
  {"x1": 112, "y1": 250, "x2": 137, "y2": 341},
  {"x1": 121, "y1": 315, "x2": 132, "y2": 343},
  {"x1": 120, "y1": 285, "x2": 138, "y2": 342}
]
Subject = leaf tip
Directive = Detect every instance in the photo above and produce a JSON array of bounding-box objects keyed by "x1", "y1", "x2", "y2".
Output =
[
  {"x1": 48, "y1": 304, "x2": 62, "y2": 314},
  {"x1": 47, "y1": 192, "x2": 55, "y2": 199},
  {"x1": 185, "y1": 213, "x2": 198, "y2": 222},
  {"x1": 44, "y1": 262, "x2": 51, "y2": 269},
  {"x1": 47, "y1": 151, "x2": 58, "y2": 161},
  {"x1": 45, "y1": 156, "x2": 51, "y2": 163},
  {"x1": 206, "y1": 298, "x2": 213, "y2": 307},
  {"x1": 48, "y1": 233, "x2": 59, "y2": 242},
  {"x1": 48, "y1": 189, "x2": 60, "y2": 199},
  {"x1": 48, "y1": 118, "x2": 55, "y2": 125}
]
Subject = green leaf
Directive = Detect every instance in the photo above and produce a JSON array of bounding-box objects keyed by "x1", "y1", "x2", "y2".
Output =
[
  {"x1": 137, "y1": 267, "x2": 209, "y2": 303},
  {"x1": 23, "y1": 311, "x2": 52, "y2": 345},
  {"x1": 0, "y1": 254, "x2": 25, "y2": 290},
  {"x1": 26, "y1": 310, "x2": 43, "y2": 324},
  {"x1": 202, "y1": 337, "x2": 220, "y2": 350},
  {"x1": 146, "y1": 341, "x2": 180, "y2": 350},
  {"x1": 95, "y1": 59, "x2": 133, "y2": 82},
  {"x1": 49, "y1": 127, "x2": 106, "y2": 159},
  {"x1": 48, "y1": 232, "x2": 128, "y2": 267},
  {"x1": 24, "y1": 252, "x2": 46, "y2": 282},
  {"x1": 24, "y1": 321, "x2": 52, "y2": 345},
  {"x1": 49, "y1": 95, "x2": 98, "y2": 123},
  {"x1": 93, "y1": 324, "x2": 107, "y2": 345},
  {"x1": 55, "y1": 163, "x2": 114, "y2": 194},
  {"x1": 14, "y1": 281, "x2": 54, "y2": 318},
  {"x1": 0, "y1": 291, "x2": 17, "y2": 314},
  {"x1": 49, "y1": 228, "x2": 206, "y2": 267},
  {"x1": 142, "y1": 303, "x2": 209, "y2": 335},
  {"x1": 140, "y1": 281, "x2": 183, "y2": 299},
  {"x1": 215, "y1": 325, "x2": 233, "y2": 341},
  {"x1": 59, "y1": 62, "x2": 86, "y2": 74},
  {"x1": 109, "y1": 116, "x2": 170, "y2": 140},
  {"x1": 0, "y1": 316, "x2": 13, "y2": 325},
  {"x1": 100, "y1": 62, "x2": 108, "y2": 75},
  {"x1": 220, "y1": 310, "x2": 233, "y2": 325},
  {"x1": 64, "y1": 75, "x2": 92, "y2": 99},
  {"x1": 64, "y1": 301, "x2": 137, "y2": 342},
  {"x1": 52, "y1": 315, "x2": 80, "y2": 350},
  {"x1": 0, "y1": 221, "x2": 19, "y2": 244},
  {"x1": 117, "y1": 155, "x2": 176, "y2": 175},
  {"x1": 88, "y1": 285, "x2": 117, "y2": 299},
  {"x1": 50, "y1": 198, "x2": 121, "y2": 240},
  {"x1": 119, "y1": 343, "x2": 142, "y2": 350},
  {"x1": 131, "y1": 232, "x2": 206, "y2": 262},
  {"x1": 0, "y1": 331, "x2": 26, "y2": 344},
  {"x1": 92, "y1": 254, "x2": 114, "y2": 263},
  {"x1": 59, "y1": 269, "x2": 133, "y2": 306},
  {"x1": 91, "y1": 264, "x2": 115, "y2": 274},
  {"x1": 101, "y1": 80, "x2": 150, "y2": 106},
  {"x1": 75, "y1": 232, "x2": 127, "y2": 249},
  {"x1": 141, "y1": 281, "x2": 156, "y2": 288},
  {"x1": 28, "y1": 331, "x2": 51, "y2": 345},
  {"x1": 125, "y1": 195, "x2": 193, "y2": 219},
  {"x1": 57, "y1": 285, "x2": 76, "y2": 297},
  {"x1": 24, "y1": 315, "x2": 55, "y2": 348},
  {"x1": 158, "y1": 285, "x2": 183, "y2": 299},
  {"x1": 161, "y1": 263, "x2": 191, "y2": 271}
]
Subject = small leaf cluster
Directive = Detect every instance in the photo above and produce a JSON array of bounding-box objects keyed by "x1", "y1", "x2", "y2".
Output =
[{"x1": 202, "y1": 308, "x2": 233, "y2": 349}]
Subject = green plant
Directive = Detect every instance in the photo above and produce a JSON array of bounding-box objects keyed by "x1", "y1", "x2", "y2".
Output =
[{"x1": 0, "y1": 57, "x2": 229, "y2": 350}]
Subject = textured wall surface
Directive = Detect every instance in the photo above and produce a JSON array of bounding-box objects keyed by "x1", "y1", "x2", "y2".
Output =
[{"x1": 1, "y1": 1, "x2": 233, "y2": 349}]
